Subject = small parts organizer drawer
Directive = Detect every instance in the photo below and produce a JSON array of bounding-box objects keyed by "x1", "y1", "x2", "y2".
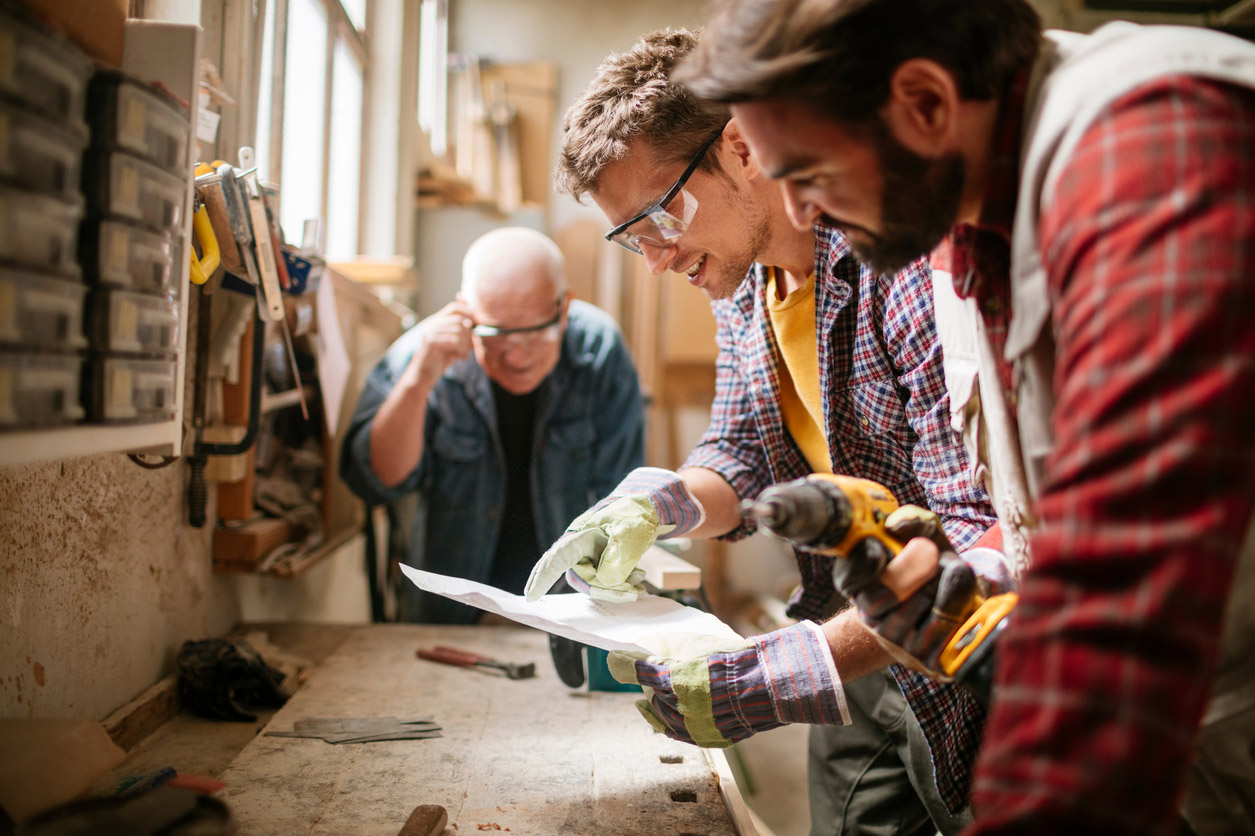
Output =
[
  {"x1": 89, "y1": 356, "x2": 176, "y2": 422},
  {"x1": 0, "y1": 6, "x2": 92, "y2": 131},
  {"x1": 0, "y1": 266, "x2": 87, "y2": 351},
  {"x1": 0, "y1": 183, "x2": 83, "y2": 275},
  {"x1": 0, "y1": 352, "x2": 83, "y2": 428},
  {"x1": 83, "y1": 149, "x2": 186, "y2": 233},
  {"x1": 0, "y1": 97, "x2": 89, "y2": 196},
  {"x1": 91, "y1": 288, "x2": 179, "y2": 356},
  {"x1": 80, "y1": 218, "x2": 177, "y2": 294},
  {"x1": 87, "y1": 72, "x2": 189, "y2": 175}
]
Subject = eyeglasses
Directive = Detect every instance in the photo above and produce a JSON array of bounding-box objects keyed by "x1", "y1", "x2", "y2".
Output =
[
  {"x1": 472, "y1": 299, "x2": 564, "y2": 349},
  {"x1": 604, "y1": 130, "x2": 722, "y2": 255}
]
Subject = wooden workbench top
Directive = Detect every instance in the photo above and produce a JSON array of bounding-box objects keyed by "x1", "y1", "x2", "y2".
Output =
[{"x1": 216, "y1": 624, "x2": 744, "y2": 835}]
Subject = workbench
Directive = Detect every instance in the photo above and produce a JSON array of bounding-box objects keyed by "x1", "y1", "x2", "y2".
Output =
[{"x1": 215, "y1": 624, "x2": 750, "y2": 835}]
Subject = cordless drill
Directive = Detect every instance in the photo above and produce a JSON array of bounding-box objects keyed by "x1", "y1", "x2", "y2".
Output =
[{"x1": 744, "y1": 473, "x2": 1016, "y2": 695}]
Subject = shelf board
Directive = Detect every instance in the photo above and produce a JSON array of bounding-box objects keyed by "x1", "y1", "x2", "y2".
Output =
[{"x1": 0, "y1": 419, "x2": 182, "y2": 468}]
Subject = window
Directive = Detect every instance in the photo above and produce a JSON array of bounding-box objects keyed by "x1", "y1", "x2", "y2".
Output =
[{"x1": 254, "y1": 0, "x2": 369, "y2": 259}]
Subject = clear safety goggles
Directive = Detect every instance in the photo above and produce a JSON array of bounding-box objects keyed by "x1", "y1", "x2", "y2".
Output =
[{"x1": 604, "y1": 130, "x2": 720, "y2": 255}]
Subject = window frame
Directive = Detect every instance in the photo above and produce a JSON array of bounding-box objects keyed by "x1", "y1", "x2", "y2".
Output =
[{"x1": 255, "y1": 0, "x2": 371, "y2": 254}]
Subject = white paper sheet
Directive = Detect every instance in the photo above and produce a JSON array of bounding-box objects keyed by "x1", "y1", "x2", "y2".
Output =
[{"x1": 399, "y1": 565, "x2": 743, "y2": 655}]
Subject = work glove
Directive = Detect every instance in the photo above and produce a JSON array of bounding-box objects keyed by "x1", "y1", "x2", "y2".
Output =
[
  {"x1": 524, "y1": 467, "x2": 705, "y2": 603},
  {"x1": 836, "y1": 505, "x2": 1014, "y2": 681},
  {"x1": 606, "y1": 622, "x2": 847, "y2": 748}
]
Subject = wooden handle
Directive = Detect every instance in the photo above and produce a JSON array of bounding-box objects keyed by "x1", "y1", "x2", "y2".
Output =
[
  {"x1": 433, "y1": 645, "x2": 493, "y2": 663},
  {"x1": 417, "y1": 647, "x2": 481, "y2": 668},
  {"x1": 398, "y1": 803, "x2": 447, "y2": 836}
]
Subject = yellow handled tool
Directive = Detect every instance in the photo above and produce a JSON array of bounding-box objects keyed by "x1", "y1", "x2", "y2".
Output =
[
  {"x1": 745, "y1": 473, "x2": 1016, "y2": 680},
  {"x1": 188, "y1": 200, "x2": 220, "y2": 285}
]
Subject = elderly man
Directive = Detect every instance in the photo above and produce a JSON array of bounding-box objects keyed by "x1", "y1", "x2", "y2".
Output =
[
  {"x1": 679, "y1": 2, "x2": 1255, "y2": 834},
  {"x1": 341, "y1": 227, "x2": 645, "y2": 623},
  {"x1": 526, "y1": 30, "x2": 1006, "y2": 836}
]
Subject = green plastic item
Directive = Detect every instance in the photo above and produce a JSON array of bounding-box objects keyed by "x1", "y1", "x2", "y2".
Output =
[{"x1": 585, "y1": 647, "x2": 637, "y2": 692}]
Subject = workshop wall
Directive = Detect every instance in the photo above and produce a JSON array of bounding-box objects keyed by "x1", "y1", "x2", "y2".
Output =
[{"x1": 0, "y1": 455, "x2": 238, "y2": 719}]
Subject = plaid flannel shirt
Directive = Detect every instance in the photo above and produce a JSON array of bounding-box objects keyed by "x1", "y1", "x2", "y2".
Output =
[
  {"x1": 954, "y1": 76, "x2": 1255, "y2": 835},
  {"x1": 683, "y1": 224, "x2": 998, "y2": 810}
]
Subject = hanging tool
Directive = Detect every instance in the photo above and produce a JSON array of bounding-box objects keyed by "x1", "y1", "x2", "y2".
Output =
[
  {"x1": 398, "y1": 804, "x2": 448, "y2": 836},
  {"x1": 188, "y1": 191, "x2": 220, "y2": 286},
  {"x1": 257, "y1": 181, "x2": 291, "y2": 291},
  {"x1": 416, "y1": 646, "x2": 536, "y2": 680},
  {"x1": 238, "y1": 146, "x2": 307, "y2": 419},
  {"x1": 745, "y1": 474, "x2": 1017, "y2": 691},
  {"x1": 185, "y1": 290, "x2": 265, "y2": 528},
  {"x1": 237, "y1": 147, "x2": 284, "y2": 313},
  {"x1": 194, "y1": 161, "x2": 243, "y2": 279},
  {"x1": 216, "y1": 154, "x2": 307, "y2": 419}
]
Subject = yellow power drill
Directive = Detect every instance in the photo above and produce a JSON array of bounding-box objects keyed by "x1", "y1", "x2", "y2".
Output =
[{"x1": 744, "y1": 473, "x2": 1017, "y2": 685}]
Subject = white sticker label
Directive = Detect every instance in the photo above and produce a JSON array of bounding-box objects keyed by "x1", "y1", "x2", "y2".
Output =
[{"x1": 197, "y1": 107, "x2": 220, "y2": 144}]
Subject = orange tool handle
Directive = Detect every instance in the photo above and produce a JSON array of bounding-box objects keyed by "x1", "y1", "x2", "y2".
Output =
[
  {"x1": 433, "y1": 645, "x2": 497, "y2": 663},
  {"x1": 416, "y1": 646, "x2": 483, "y2": 668}
]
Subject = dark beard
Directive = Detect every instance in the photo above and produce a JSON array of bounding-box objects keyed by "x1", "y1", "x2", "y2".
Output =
[{"x1": 849, "y1": 121, "x2": 964, "y2": 276}]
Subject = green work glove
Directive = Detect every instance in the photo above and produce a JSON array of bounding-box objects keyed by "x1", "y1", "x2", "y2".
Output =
[
  {"x1": 524, "y1": 468, "x2": 705, "y2": 602},
  {"x1": 607, "y1": 623, "x2": 847, "y2": 748}
]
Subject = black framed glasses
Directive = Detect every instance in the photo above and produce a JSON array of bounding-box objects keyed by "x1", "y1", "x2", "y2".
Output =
[
  {"x1": 604, "y1": 130, "x2": 722, "y2": 255},
  {"x1": 471, "y1": 298, "x2": 564, "y2": 346}
]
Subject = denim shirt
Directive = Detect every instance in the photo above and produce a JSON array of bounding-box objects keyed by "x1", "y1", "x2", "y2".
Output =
[{"x1": 340, "y1": 300, "x2": 645, "y2": 621}]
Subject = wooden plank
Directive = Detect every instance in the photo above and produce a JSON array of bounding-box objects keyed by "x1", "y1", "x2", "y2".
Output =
[
  {"x1": 101, "y1": 675, "x2": 178, "y2": 752},
  {"x1": 217, "y1": 625, "x2": 739, "y2": 836},
  {"x1": 213, "y1": 517, "x2": 295, "y2": 567},
  {"x1": 215, "y1": 446, "x2": 256, "y2": 520},
  {"x1": 704, "y1": 748, "x2": 767, "y2": 836},
  {"x1": 638, "y1": 546, "x2": 702, "y2": 591}
]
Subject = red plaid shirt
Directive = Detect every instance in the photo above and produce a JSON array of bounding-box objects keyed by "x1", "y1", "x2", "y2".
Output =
[{"x1": 949, "y1": 75, "x2": 1255, "y2": 834}]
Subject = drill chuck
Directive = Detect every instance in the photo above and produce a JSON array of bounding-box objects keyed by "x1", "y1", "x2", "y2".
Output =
[{"x1": 744, "y1": 478, "x2": 854, "y2": 549}]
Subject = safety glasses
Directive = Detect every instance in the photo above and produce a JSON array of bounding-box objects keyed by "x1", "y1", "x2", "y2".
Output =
[
  {"x1": 604, "y1": 130, "x2": 722, "y2": 255},
  {"x1": 471, "y1": 298, "x2": 564, "y2": 348}
]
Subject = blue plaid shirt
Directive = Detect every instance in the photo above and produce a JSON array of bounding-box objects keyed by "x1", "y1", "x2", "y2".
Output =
[{"x1": 682, "y1": 223, "x2": 996, "y2": 811}]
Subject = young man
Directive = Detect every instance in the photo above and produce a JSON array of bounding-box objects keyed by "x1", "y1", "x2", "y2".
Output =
[
  {"x1": 526, "y1": 30, "x2": 1005, "y2": 835},
  {"x1": 679, "y1": 2, "x2": 1255, "y2": 833},
  {"x1": 341, "y1": 227, "x2": 644, "y2": 622}
]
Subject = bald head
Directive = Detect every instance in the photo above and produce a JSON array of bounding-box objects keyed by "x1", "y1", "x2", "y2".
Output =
[
  {"x1": 459, "y1": 227, "x2": 573, "y2": 396},
  {"x1": 461, "y1": 227, "x2": 567, "y2": 307}
]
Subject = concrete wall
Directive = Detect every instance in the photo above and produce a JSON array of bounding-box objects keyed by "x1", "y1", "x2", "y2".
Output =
[{"x1": 0, "y1": 455, "x2": 238, "y2": 718}]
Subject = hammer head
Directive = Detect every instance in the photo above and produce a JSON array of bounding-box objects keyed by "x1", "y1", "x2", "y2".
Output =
[{"x1": 487, "y1": 660, "x2": 536, "y2": 680}]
